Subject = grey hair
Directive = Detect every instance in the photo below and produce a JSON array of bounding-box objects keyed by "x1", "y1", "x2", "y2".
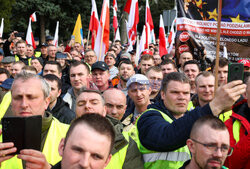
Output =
[
  {"x1": 78, "y1": 87, "x2": 105, "y2": 105},
  {"x1": 13, "y1": 71, "x2": 51, "y2": 98}
]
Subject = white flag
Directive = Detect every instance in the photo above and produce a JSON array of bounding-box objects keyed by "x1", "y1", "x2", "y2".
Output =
[
  {"x1": 0, "y1": 18, "x2": 4, "y2": 38},
  {"x1": 53, "y1": 21, "x2": 59, "y2": 47}
]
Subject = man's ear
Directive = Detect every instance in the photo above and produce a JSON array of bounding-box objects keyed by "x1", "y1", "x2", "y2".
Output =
[
  {"x1": 160, "y1": 91, "x2": 165, "y2": 100},
  {"x1": 103, "y1": 105, "x2": 107, "y2": 117},
  {"x1": 58, "y1": 89, "x2": 62, "y2": 97},
  {"x1": 104, "y1": 154, "x2": 112, "y2": 167},
  {"x1": 58, "y1": 138, "x2": 65, "y2": 157},
  {"x1": 186, "y1": 139, "x2": 195, "y2": 154}
]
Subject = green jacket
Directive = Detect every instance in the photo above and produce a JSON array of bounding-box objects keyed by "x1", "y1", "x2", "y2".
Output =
[{"x1": 106, "y1": 115, "x2": 144, "y2": 169}]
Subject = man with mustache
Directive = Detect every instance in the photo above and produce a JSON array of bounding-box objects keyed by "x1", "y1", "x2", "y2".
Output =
[{"x1": 180, "y1": 115, "x2": 231, "y2": 169}]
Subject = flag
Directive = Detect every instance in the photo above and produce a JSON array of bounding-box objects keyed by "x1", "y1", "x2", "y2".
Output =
[
  {"x1": 167, "y1": 19, "x2": 176, "y2": 53},
  {"x1": 126, "y1": 0, "x2": 139, "y2": 45},
  {"x1": 114, "y1": 28, "x2": 121, "y2": 41},
  {"x1": 72, "y1": 14, "x2": 84, "y2": 46},
  {"x1": 145, "y1": 0, "x2": 155, "y2": 46},
  {"x1": 53, "y1": 21, "x2": 59, "y2": 47},
  {"x1": 0, "y1": 18, "x2": 4, "y2": 38},
  {"x1": 89, "y1": 0, "x2": 99, "y2": 49},
  {"x1": 94, "y1": 0, "x2": 110, "y2": 61},
  {"x1": 136, "y1": 25, "x2": 146, "y2": 60},
  {"x1": 30, "y1": 12, "x2": 37, "y2": 22},
  {"x1": 113, "y1": 0, "x2": 118, "y2": 34},
  {"x1": 159, "y1": 15, "x2": 168, "y2": 56},
  {"x1": 26, "y1": 18, "x2": 36, "y2": 49}
]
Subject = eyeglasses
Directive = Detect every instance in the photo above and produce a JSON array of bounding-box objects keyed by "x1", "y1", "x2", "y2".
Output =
[{"x1": 191, "y1": 139, "x2": 233, "y2": 156}]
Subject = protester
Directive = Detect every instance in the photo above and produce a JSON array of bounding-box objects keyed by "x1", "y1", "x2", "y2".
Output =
[
  {"x1": 91, "y1": 61, "x2": 113, "y2": 92},
  {"x1": 103, "y1": 88, "x2": 127, "y2": 125},
  {"x1": 178, "y1": 52, "x2": 193, "y2": 72},
  {"x1": 47, "y1": 45, "x2": 57, "y2": 61},
  {"x1": 11, "y1": 61, "x2": 25, "y2": 78},
  {"x1": 1, "y1": 56, "x2": 15, "y2": 73},
  {"x1": 44, "y1": 74, "x2": 75, "y2": 124},
  {"x1": 84, "y1": 49, "x2": 97, "y2": 66},
  {"x1": 212, "y1": 57, "x2": 229, "y2": 86},
  {"x1": 145, "y1": 66, "x2": 163, "y2": 101},
  {"x1": 160, "y1": 58, "x2": 177, "y2": 75},
  {"x1": 224, "y1": 75, "x2": 250, "y2": 169},
  {"x1": 75, "y1": 89, "x2": 144, "y2": 169},
  {"x1": 0, "y1": 72, "x2": 69, "y2": 168},
  {"x1": 123, "y1": 74, "x2": 151, "y2": 124},
  {"x1": 31, "y1": 57, "x2": 44, "y2": 75},
  {"x1": 104, "y1": 53, "x2": 119, "y2": 80},
  {"x1": 180, "y1": 115, "x2": 231, "y2": 169},
  {"x1": 112, "y1": 59, "x2": 135, "y2": 95},
  {"x1": 63, "y1": 60, "x2": 90, "y2": 112},
  {"x1": 183, "y1": 60, "x2": 200, "y2": 97},
  {"x1": 52, "y1": 113, "x2": 115, "y2": 169},
  {"x1": 138, "y1": 54, "x2": 155, "y2": 75},
  {"x1": 136, "y1": 72, "x2": 246, "y2": 168}
]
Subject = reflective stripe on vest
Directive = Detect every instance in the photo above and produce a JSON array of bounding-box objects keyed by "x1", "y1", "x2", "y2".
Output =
[
  {"x1": 135, "y1": 108, "x2": 190, "y2": 169},
  {"x1": 0, "y1": 117, "x2": 69, "y2": 169},
  {"x1": 143, "y1": 151, "x2": 190, "y2": 163},
  {"x1": 0, "y1": 91, "x2": 11, "y2": 120},
  {"x1": 105, "y1": 131, "x2": 129, "y2": 169},
  {"x1": 233, "y1": 120, "x2": 241, "y2": 143}
]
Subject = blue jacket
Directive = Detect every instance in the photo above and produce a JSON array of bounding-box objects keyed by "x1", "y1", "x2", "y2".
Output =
[{"x1": 137, "y1": 100, "x2": 213, "y2": 152}]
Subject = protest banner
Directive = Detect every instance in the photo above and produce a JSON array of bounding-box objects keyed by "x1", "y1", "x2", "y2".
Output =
[{"x1": 176, "y1": 0, "x2": 250, "y2": 62}]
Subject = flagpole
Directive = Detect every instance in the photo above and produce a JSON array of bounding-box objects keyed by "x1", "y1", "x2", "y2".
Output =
[
  {"x1": 214, "y1": 0, "x2": 222, "y2": 91},
  {"x1": 86, "y1": 29, "x2": 90, "y2": 48},
  {"x1": 99, "y1": 23, "x2": 105, "y2": 61}
]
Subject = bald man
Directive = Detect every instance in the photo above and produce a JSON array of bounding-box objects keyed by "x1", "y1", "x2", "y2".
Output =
[{"x1": 103, "y1": 88, "x2": 127, "y2": 121}]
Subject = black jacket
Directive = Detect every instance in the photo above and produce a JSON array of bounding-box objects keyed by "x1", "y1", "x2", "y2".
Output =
[{"x1": 50, "y1": 97, "x2": 75, "y2": 124}]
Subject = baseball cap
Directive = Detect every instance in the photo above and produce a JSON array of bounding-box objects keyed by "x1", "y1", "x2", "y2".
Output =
[
  {"x1": 41, "y1": 43, "x2": 48, "y2": 47},
  {"x1": 1, "y1": 56, "x2": 15, "y2": 63},
  {"x1": 0, "y1": 78, "x2": 14, "y2": 90},
  {"x1": 91, "y1": 61, "x2": 109, "y2": 71},
  {"x1": 126, "y1": 74, "x2": 150, "y2": 88},
  {"x1": 238, "y1": 59, "x2": 250, "y2": 67},
  {"x1": 46, "y1": 36, "x2": 54, "y2": 41}
]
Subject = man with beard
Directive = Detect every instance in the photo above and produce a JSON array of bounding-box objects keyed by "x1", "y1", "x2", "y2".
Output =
[
  {"x1": 112, "y1": 59, "x2": 135, "y2": 95},
  {"x1": 180, "y1": 115, "x2": 231, "y2": 169}
]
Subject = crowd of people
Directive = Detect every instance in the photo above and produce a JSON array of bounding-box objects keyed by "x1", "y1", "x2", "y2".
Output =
[{"x1": 0, "y1": 31, "x2": 249, "y2": 169}]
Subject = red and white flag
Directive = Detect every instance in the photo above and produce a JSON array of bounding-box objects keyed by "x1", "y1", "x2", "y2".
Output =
[
  {"x1": 159, "y1": 15, "x2": 168, "y2": 56},
  {"x1": 167, "y1": 18, "x2": 176, "y2": 53},
  {"x1": 26, "y1": 18, "x2": 36, "y2": 49},
  {"x1": 113, "y1": 0, "x2": 118, "y2": 34},
  {"x1": 30, "y1": 12, "x2": 37, "y2": 22},
  {"x1": 0, "y1": 18, "x2": 4, "y2": 38},
  {"x1": 145, "y1": 0, "x2": 155, "y2": 47},
  {"x1": 89, "y1": 0, "x2": 99, "y2": 50},
  {"x1": 125, "y1": 0, "x2": 139, "y2": 45},
  {"x1": 94, "y1": 0, "x2": 110, "y2": 61},
  {"x1": 53, "y1": 21, "x2": 59, "y2": 47}
]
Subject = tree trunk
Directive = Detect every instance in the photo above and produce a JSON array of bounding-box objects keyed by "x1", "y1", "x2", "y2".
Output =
[{"x1": 40, "y1": 15, "x2": 45, "y2": 43}]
